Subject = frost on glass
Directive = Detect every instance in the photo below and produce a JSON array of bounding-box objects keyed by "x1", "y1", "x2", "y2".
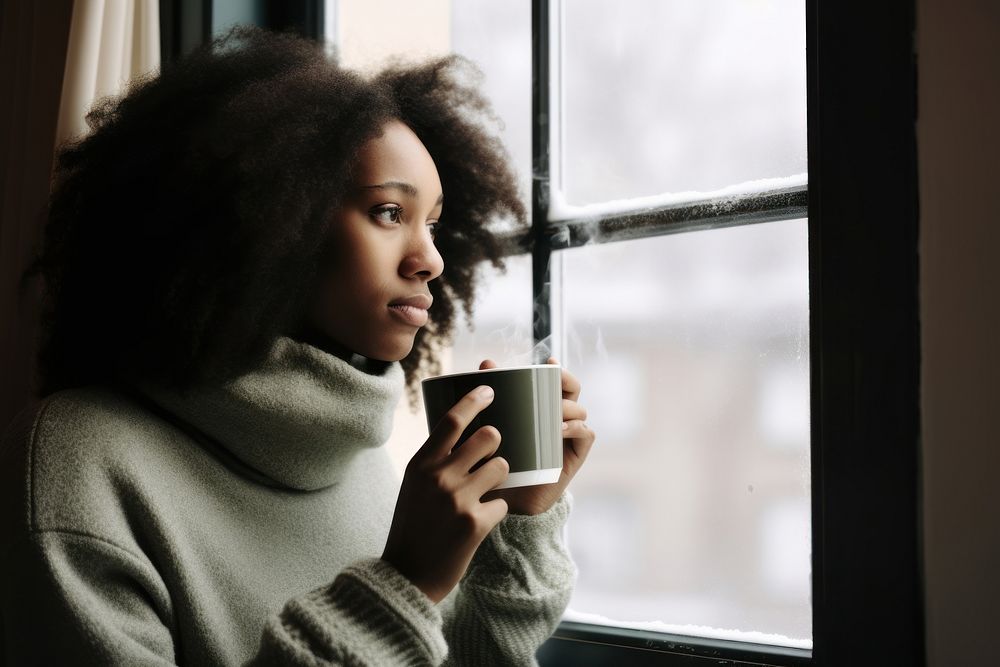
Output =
[
  {"x1": 558, "y1": 220, "x2": 812, "y2": 646},
  {"x1": 560, "y1": 0, "x2": 807, "y2": 204}
]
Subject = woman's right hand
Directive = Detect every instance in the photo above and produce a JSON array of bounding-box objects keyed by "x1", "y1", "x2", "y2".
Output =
[{"x1": 380, "y1": 385, "x2": 510, "y2": 604}]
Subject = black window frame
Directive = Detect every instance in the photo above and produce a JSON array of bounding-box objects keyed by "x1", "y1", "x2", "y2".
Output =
[{"x1": 163, "y1": 1, "x2": 923, "y2": 664}]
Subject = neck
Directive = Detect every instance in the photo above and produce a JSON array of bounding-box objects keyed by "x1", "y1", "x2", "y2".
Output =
[
  {"x1": 287, "y1": 323, "x2": 354, "y2": 363},
  {"x1": 287, "y1": 324, "x2": 392, "y2": 374}
]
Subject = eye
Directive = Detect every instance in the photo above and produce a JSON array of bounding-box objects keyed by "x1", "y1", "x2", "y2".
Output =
[
  {"x1": 370, "y1": 204, "x2": 403, "y2": 225},
  {"x1": 427, "y1": 221, "x2": 440, "y2": 239}
]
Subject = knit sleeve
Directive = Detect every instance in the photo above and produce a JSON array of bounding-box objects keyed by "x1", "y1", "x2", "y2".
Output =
[
  {"x1": 248, "y1": 558, "x2": 448, "y2": 666},
  {"x1": 1, "y1": 530, "x2": 448, "y2": 666},
  {"x1": 439, "y1": 492, "x2": 577, "y2": 666}
]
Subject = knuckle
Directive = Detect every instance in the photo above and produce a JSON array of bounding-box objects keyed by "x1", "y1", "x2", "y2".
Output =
[
  {"x1": 456, "y1": 507, "x2": 479, "y2": 533},
  {"x1": 442, "y1": 411, "x2": 464, "y2": 431},
  {"x1": 432, "y1": 470, "x2": 456, "y2": 494}
]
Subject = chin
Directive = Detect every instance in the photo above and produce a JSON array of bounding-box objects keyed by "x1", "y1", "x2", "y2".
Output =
[{"x1": 367, "y1": 341, "x2": 415, "y2": 363}]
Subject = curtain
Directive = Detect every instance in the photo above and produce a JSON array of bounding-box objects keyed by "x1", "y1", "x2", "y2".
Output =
[
  {"x1": 0, "y1": 0, "x2": 159, "y2": 433},
  {"x1": 57, "y1": 0, "x2": 160, "y2": 145}
]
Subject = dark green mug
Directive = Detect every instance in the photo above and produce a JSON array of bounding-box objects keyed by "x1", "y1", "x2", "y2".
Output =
[{"x1": 421, "y1": 365, "x2": 563, "y2": 488}]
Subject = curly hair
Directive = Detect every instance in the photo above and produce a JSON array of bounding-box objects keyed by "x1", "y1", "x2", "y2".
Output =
[{"x1": 23, "y1": 26, "x2": 527, "y2": 406}]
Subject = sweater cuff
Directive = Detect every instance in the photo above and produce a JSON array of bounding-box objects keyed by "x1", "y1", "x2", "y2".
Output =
[
  {"x1": 338, "y1": 558, "x2": 448, "y2": 661},
  {"x1": 465, "y1": 491, "x2": 577, "y2": 596},
  {"x1": 261, "y1": 557, "x2": 448, "y2": 665}
]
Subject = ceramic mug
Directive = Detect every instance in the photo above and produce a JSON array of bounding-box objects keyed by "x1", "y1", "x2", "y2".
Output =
[{"x1": 421, "y1": 365, "x2": 563, "y2": 489}]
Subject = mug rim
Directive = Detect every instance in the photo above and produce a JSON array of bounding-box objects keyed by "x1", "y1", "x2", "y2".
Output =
[{"x1": 420, "y1": 363, "x2": 561, "y2": 383}]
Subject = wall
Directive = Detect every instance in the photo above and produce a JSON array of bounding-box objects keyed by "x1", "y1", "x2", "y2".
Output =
[
  {"x1": 918, "y1": 0, "x2": 1000, "y2": 663},
  {"x1": 0, "y1": 1, "x2": 73, "y2": 433}
]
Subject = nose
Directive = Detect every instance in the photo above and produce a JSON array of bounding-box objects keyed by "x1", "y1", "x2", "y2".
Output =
[{"x1": 399, "y1": 228, "x2": 444, "y2": 282}]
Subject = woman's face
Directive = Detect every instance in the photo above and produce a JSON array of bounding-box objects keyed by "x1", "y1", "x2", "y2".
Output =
[{"x1": 307, "y1": 120, "x2": 445, "y2": 362}]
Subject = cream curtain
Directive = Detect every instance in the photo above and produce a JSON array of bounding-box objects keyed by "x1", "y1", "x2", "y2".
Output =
[
  {"x1": 0, "y1": 0, "x2": 159, "y2": 433},
  {"x1": 56, "y1": 0, "x2": 160, "y2": 145}
]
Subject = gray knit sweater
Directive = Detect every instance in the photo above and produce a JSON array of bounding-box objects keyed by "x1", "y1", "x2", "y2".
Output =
[{"x1": 0, "y1": 336, "x2": 576, "y2": 665}]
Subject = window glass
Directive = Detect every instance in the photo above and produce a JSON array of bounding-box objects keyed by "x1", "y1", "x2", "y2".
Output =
[
  {"x1": 333, "y1": 0, "x2": 812, "y2": 648},
  {"x1": 451, "y1": 0, "x2": 532, "y2": 219},
  {"x1": 560, "y1": 0, "x2": 807, "y2": 204},
  {"x1": 558, "y1": 219, "x2": 811, "y2": 646}
]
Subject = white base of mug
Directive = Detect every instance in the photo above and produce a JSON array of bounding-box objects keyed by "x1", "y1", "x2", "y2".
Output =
[{"x1": 494, "y1": 467, "x2": 562, "y2": 490}]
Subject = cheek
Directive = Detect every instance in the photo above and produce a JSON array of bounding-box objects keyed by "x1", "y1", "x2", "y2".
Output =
[
  {"x1": 316, "y1": 257, "x2": 379, "y2": 313},
  {"x1": 316, "y1": 222, "x2": 398, "y2": 312},
  {"x1": 310, "y1": 257, "x2": 352, "y2": 311}
]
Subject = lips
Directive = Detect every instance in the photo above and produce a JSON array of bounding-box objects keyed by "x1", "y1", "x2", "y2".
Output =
[
  {"x1": 388, "y1": 294, "x2": 433, "y2": 310},
  {"x1": 387, "y1": 294, "x2": 432, "y2": 327}
]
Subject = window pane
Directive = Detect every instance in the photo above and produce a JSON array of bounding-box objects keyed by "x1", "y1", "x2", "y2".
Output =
[
  {"x1": 560, "y1": 0, "x2": 807, "y2": 204},
  {"x1": 558, "y1": 220, "x2": 811, "y2": 647},
  {"x1": 451, "y1": 0, "x2": 532, "y2": 221},
  {"x1": 448, "y1": 254, "x2": 536, "y2": 370}
]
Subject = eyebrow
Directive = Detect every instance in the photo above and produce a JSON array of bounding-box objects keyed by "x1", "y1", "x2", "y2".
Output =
[{"x1": 362, "y1": 181, "x2": 444, "y2": 205}]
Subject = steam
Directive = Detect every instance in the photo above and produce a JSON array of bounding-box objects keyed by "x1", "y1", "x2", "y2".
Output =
[{"x1": 470, "y1": 227, "x2": 610, "y2": 370}]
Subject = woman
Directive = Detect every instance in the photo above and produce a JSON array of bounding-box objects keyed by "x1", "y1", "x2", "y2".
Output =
[{"x1": 0, "y1": 26, "x2": 595, "y2": 666}]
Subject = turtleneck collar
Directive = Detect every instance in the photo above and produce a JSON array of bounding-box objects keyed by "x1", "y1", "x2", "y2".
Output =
[{"x1": 130, "y1": 336, "x2": 404, "y2": 491}]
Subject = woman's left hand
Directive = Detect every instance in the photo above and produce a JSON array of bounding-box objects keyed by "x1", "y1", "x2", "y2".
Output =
[{"x1": 480, "y1": 357, "x2": 595, "y2": 515}]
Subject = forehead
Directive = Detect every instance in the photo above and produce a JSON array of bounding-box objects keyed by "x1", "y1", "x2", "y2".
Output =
[{"x1": 353, "y1": 120, "x2": 441, "y2": 189}]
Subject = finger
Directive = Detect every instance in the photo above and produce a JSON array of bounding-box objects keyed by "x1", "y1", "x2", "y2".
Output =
[
  {"x1": 561, "y1": 398, "x2": 587, "y2": 422},
  {"x1": 562, "y1": 420, "x2": 596, "y2": 461},
  {"x1": 562, "y1": 419, "x2": 592, "y2": 437},
  {"x1": 479, "y1": 359, "x2": 498, "y2": 370},
  {"x1": 563, "y1": 419, "x2": 594, "y2": 439},
  {"x1": 449, "y1": 425, "x2": 502, "y2": 472},
  {"x1": 469, "y1": 456, "x2": 510, "y2": 497},
  {"x1": 420, "y1": 385, "x2": 495, "y2": 463},
  {"x1": 479, "y1": 497, "x2": 509, "y2": 529},
  {"x1": 557, "y1": 364, "x2": 582, "y2": 401}
]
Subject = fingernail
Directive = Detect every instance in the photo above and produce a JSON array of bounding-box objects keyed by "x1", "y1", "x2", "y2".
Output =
[
  {"x1": 477, "y1": 385, "x2": 494, "y2": 400},
  {"x1": 562, "y1": 421, "x2": 569, "y2": 430}
]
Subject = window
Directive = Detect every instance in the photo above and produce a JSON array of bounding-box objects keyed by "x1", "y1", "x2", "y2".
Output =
[
  {"x1": 525, "y1": 1, "x2": 812, "y2": 659},
  {"x1": 334, "y1": 0, "x2": 814, "y2": 661},
  {"x1": 174, "y1": 1, "x2": 924, "y2": 663}
]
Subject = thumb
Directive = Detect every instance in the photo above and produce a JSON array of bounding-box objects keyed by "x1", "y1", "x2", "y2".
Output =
[{"x1": 479, "y1": 359, "x2": 498, "y2": 370}]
